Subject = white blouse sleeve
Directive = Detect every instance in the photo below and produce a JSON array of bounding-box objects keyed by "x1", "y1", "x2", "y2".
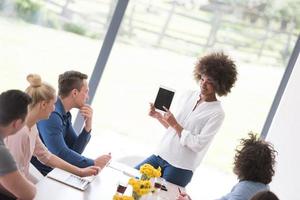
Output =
[{"x1": 179, "y1": 112, "x2": 225, "y2": 152}]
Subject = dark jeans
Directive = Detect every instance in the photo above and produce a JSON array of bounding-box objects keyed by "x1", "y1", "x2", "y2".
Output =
[
  {"x1": 0, "y1": 193, "x2": 15, "y2": 200},
  {"x1": 135, "y1": 154, "x2": 193, "y2": 187},
  {"x1": 31, "y1": 156, "x2": 53, "y2": 176}
]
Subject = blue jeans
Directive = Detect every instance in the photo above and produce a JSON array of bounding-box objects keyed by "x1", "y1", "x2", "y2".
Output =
[{"x1": 135, "y1": 155, "x2": 193, "y2": 187}]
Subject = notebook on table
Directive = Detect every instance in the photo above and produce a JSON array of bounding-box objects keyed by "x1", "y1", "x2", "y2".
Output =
[
  {"x1": 107, "y1": 161, "x2": 141, "y2": 179},
  {"x1": 47, "y1": 168, "x2": 96, "y2": 191}
]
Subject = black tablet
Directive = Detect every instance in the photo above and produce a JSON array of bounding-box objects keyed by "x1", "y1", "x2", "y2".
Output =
[{"x1": 154, "y1": 86, "x2": 175, "y2": 111}]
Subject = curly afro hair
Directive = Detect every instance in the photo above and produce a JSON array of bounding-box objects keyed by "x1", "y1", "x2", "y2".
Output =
[
  {"x1": 194, "y1": 52, "x2": 237, "y2": 96},
  {"x1": 233, "y1": 133, "x2": 277, "y2": 184}
]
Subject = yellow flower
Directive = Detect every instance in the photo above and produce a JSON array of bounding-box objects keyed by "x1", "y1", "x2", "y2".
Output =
[
  {"x1": 128, "y1": 178, "x2": 153, "y2": 197},
  {"x1": 139, "y1": 164, "x2": 161, "y2": 179},
  {"x1": 113, "y1": 194, "x2": 134, "y2": 200}
]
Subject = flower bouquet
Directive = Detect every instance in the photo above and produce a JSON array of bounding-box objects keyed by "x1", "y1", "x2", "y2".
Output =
[
  {"x1": 128, "y1": 178, "x2": 152, "y2": 200},
  {"x1": 112, "y1": 164, "x2": 162, "y2": 200},
  {"x1": 113, "y1": 194, "x2": 134, "y2": 200},
  {"x1": 139, "y1": 164, "x2": 161, "y2": 180},
  {"x1": 128, "y1": 164, "x2": 162, "y2": 199}
]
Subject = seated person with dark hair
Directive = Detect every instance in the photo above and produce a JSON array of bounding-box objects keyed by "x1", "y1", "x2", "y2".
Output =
[
  {"x1": 177, "y1": 133, "x2": 277, "y2": 200},
  {"x1": 0, "y1": 90, "x2": 34, "y2": 200},
  {"x1": 250, "y1": 191, "x2": 279, "y2": 200}
]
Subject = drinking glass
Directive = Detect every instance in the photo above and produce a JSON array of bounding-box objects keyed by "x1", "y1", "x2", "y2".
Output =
[
  {"x1": 116, "y1": 180, "x2": 128, "y2": 195},
  {"x1": 154, "y1": 177, "x2": 164, "y2": 192}
]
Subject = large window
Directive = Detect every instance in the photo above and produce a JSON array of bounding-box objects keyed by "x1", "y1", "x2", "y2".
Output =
[
  {"x1": 0, "y1": 0, "x2": 115, "y2": 91},
  {"x1": 92, "y1": 1, "x2": 298, "y2": 198}
]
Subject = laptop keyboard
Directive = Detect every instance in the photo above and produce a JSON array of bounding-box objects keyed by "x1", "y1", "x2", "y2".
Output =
[{"x1": 66, "y1": 174, "x2": 89, "y2": 188}]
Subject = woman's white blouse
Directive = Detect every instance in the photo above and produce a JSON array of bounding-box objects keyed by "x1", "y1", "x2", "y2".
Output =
[{"x1": 156, "y1": 90, "x2": 225, "y2": 171}]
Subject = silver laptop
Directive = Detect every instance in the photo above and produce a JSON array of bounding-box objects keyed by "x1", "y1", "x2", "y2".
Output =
[{"x1": 47, "y1": 168, "x2": 96, "y2": 191}]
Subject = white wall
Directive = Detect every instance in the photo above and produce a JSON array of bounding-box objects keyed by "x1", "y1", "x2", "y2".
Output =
[{"x1": 266, "y1": 51, "x2": 300, "y2": 199}]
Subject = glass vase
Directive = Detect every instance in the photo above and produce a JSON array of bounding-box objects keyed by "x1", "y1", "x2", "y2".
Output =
[
  {"x1": 140, "y1": 174, "x2": 149, "y2": 180},
  {"x1": 132, "y1": 191, "x2": 141, "y2": 200}
]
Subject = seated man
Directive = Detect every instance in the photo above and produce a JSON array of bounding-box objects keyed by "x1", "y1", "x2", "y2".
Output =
[
  {"x1": 177, "y1": 133, "x2": 277, "y2": 200},
  {"x1": 31, "y1": 71, "x2": 111, "y2": 175},
  {"x1": 0, "y1": 90, "x2": 35, "y2": 199}
]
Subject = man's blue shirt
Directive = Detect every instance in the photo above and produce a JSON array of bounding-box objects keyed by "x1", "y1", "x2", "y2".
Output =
[{"x1": 31, "y1": 98, "x2": 94, "y2": 175}]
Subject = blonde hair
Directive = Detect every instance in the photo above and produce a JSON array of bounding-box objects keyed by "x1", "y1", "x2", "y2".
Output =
[{"x1": 26, "y1": 74, "x2": 56, "y2": 109}]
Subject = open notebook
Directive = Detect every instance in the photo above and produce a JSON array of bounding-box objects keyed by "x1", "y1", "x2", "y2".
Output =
[
  {"x1": 47, "y1": 168, "x2": 96, "y2": 191},
  {"x1": 107, "y1": 161, "x2": 141, "y2": 179}
]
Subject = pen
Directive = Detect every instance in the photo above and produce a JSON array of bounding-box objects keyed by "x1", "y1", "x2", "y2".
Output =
[{"x1": 178, "y1": 187, "x2": 181, "y2": 194}]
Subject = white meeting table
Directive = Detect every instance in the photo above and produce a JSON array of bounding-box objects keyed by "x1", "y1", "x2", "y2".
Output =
[{"x1": 34, "y1": 163, "x2": 185, "y2": 200}]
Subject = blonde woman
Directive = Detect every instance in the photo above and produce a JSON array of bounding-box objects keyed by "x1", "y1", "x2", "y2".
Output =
[{"x1": 5, "y1": 74, "x2": 99, "y2": 183}]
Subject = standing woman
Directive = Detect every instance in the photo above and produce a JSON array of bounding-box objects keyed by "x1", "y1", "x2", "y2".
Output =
[
  {"x1": 5, "y1": 74, "x2": 99, "y2": 183},
  {"x1": 136, "y1": 52, "x2": 238, "y2": 187}
]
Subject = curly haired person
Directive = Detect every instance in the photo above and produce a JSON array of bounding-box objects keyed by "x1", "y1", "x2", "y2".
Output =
[
  {"x1": 177, "y1": 133, "x2": 277, "y2": 200},
  {"x1": 220, "y1": 133, "x2": 277, "y2": 200},
  {"x1": 136, "y1": 52, "x2": 238, "y2": 187}
]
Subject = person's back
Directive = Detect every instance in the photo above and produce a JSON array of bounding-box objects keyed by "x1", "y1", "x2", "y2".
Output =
[
  {"x1": 177, "y1": 133, "x2": 277, "y2": 200},
  {"x1": 0, "y1": 90, "x2": 36, "y2": 200},
  {"x1": 219, "y1": 180, "x2": 269, "y2": 200},
  {"x1": 219, "y1": 133, "x2": 277, "y2": 200}
]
